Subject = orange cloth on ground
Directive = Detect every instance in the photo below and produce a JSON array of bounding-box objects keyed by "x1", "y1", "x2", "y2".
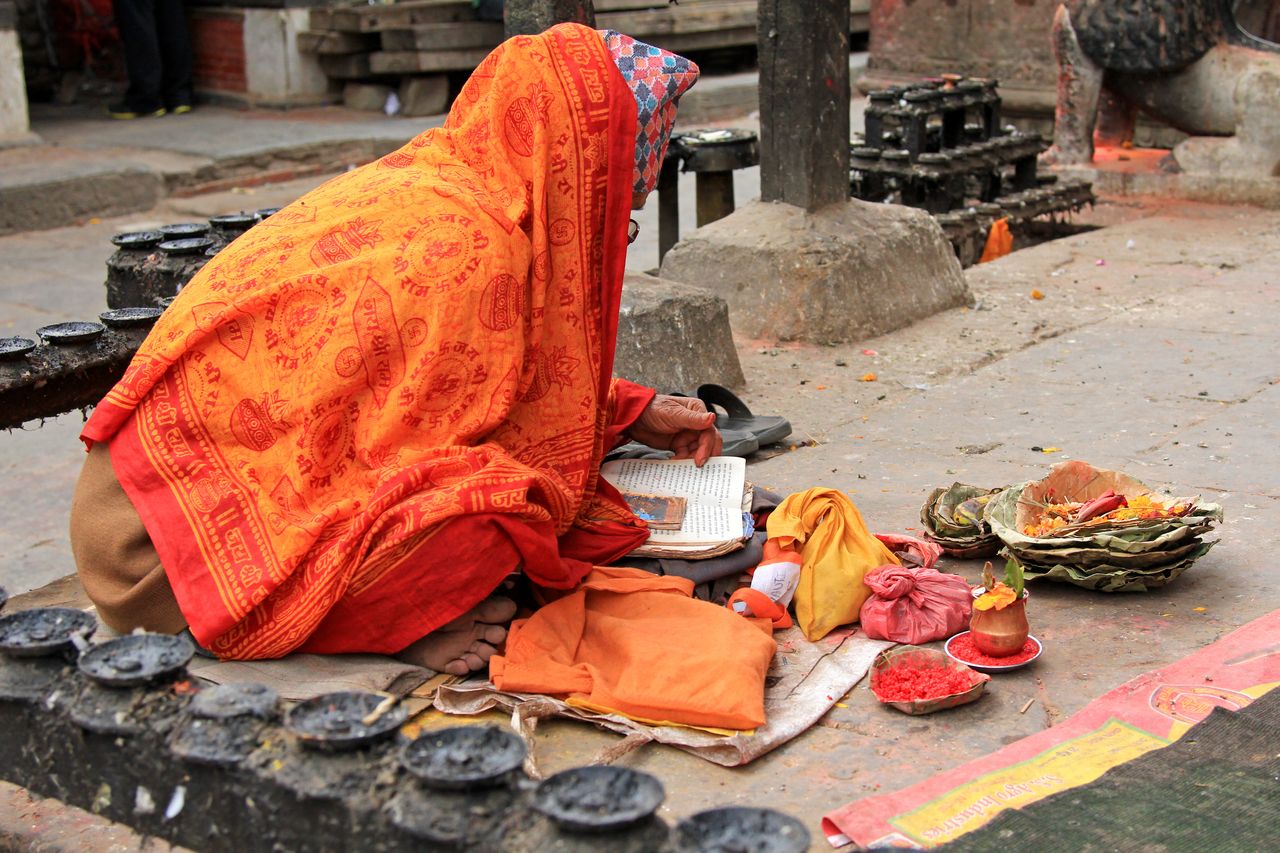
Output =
[
  {"x1": 490, "y1": 567, "x2": 777, "y2": 731},
  {"x1": 77, "y1": 24, "x2": 651, "y2": 660},
  {"x1": 767, "y1": 488, "x2": 901, "y2": 642},
  {"x1": 979, "y1": 217, "x2": 1013, "y2": 263}
]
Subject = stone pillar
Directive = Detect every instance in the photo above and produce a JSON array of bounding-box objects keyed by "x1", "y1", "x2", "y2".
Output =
[
  {"x1": 0, "y1": 1, "x2": 36, "y2": 146},
  {"x1": 659, "y1": 0, "x2": 968, "y2": 346},
  {"x1": 758, "y1": 0, "x2": 850, "y2": 211},
  {"x1": 243, "y1": 9, "x2": 330, "y2": 107},
  {"x1": 505, "y1": 0, "x2": 594, "y2": 37}
]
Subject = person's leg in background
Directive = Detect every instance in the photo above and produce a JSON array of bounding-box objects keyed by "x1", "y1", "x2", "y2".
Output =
[
  {"x1": 154, "y1": 0, "x2": 194, "y2": 113},
  {"x1": 109, "y1": 0, "x2": 166, "y2": 117}
]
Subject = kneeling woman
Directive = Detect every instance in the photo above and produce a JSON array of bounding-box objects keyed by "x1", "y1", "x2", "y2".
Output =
[{"x1": 70, "y1": 24, "x2": 719, "y2": 674}]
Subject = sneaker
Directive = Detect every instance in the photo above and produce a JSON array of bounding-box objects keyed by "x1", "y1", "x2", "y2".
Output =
[
  {"x1": 108, "y1": 102, "x2": 166, "y2": 120},
  {"x1": 169, "y1": 103, "x2": 193, "y2": 115}
]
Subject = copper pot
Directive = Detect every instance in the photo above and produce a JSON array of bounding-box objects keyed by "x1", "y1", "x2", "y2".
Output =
[{"x1": 969, "y1": 589, "x2": 1029, "y2": 657}]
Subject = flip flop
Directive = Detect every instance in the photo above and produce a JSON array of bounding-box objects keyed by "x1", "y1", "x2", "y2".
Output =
[
  {"x1": 696, "y1": 384, "x2": 792, "y2": 447},
  {"x1": 607, "y1": 427, "x2": 759, "y2": 461}
]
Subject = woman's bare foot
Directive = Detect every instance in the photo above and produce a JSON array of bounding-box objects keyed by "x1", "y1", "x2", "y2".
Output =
[{"x1": 396, "y1": 597, "x2": 518, "y2": 676}]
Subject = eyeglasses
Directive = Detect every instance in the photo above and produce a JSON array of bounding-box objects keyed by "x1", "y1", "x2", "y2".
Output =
[{"x1": 627, "y1": 219, "x2": 639, "y2": 245}]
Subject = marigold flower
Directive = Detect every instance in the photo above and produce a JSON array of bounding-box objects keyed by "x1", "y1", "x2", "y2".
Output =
[{"x1": 973, "y1": 581, "x2": 1017, "y2": 611}]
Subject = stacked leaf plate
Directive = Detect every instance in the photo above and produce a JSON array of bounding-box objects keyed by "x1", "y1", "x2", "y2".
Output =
[
  {"x1": 920, "y1": 483, "x2": 1004, "y2": 557},
  {"x1": 984, "y1": 461, "x2": 1222, "y2": 592}
]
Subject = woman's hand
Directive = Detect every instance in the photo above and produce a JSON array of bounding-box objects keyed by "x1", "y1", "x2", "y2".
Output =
[{"x1": 626, "y1": 394, "x2": 723, "y2": 466}]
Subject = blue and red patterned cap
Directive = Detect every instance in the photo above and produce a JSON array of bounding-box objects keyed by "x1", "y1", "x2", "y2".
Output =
[{"x1": 600, "y1": 30, "x2": 700, "y2": 195}]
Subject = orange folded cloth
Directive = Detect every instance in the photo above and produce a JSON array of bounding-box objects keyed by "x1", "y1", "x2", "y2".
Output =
[
  {"x1": 727, "y1": 588, "x2": 793, "y2": 630},
  {"x1": 490, "y1": 567, "x2": 777, "y2": 730},
  {"x1": 979, "y1": 217, "x2": 1013, "y2": 263}
]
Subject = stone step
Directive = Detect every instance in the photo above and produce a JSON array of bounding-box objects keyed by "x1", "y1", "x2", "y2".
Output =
[{"x1": 614, "y1": 270, "x2": 745, "y2": 393}]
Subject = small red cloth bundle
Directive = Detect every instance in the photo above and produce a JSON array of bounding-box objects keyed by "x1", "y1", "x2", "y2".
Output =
[
  {"x1": 874, "y1": 532, "x2": 943, "y2": 568},
  {"x1": 859, "y1": 565, "x2": 972, "y2": 645}
]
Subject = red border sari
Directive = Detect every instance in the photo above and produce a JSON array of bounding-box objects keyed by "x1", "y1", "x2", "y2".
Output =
[{"x1": 81, "y1": 24, "x2": 650, "y2": 659}]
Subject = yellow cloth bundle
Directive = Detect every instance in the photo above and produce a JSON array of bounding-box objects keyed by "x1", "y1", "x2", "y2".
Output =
[{"x1": 767, "y1": 488, "x2": 901, "y2": 641}]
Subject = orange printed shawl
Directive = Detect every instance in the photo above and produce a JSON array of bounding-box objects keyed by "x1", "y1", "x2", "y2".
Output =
[{"x1": 81, "y1": 24, "x2": 649, "y2": 659}]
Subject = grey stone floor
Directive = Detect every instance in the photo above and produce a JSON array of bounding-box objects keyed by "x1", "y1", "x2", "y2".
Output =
[{"x1": 1, "y1": 136, "x2": 1277, "y2": 841}]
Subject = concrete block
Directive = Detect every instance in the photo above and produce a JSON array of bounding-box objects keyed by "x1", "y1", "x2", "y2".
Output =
[
  {"x1": 0, "y1": 167, "x2": 164, "y2": 237},
  {"x1": 659, "y1": 199, "x2": 970, "y2": 345},
  {"x1": 0, "y1": 27, "x2": 31, "y2": 142},
  {"x1": 397, "y1": 75, "x2": 450, "y2": 118},
  {"x1": 614, "y1": 271, "x2": 745, "y2": 393},
  {"x1": 243, "y1": 9, "x2": 330, "y2": 107},
  {"x1": 343, "y1": 82, "x2": 393, "y2": 113}
]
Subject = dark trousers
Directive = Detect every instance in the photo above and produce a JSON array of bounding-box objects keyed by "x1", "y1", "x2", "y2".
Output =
[{"x1": 112, "y1": 0, "x2": 194, "y2": 110}]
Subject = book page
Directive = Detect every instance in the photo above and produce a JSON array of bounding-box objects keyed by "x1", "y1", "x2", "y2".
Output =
[
  {"x1": 600, "y1": 457, "x2": 747, "y2": 546},
  {"x1": 644, "y1": 503, "x2": 743, "y2": 545},
  {"x1": 600, "y1": 457, "x2": 745, "y2": 507}
]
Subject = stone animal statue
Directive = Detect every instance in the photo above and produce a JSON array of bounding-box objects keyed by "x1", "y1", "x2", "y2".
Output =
[{"x1": 1046, "y1": 0, "x2": 1280, "y2": 177}]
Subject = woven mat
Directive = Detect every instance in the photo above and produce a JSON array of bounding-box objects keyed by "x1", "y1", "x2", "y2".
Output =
[{"x1": 943, "y1": 688, "x2": 1280, "y2": 851}]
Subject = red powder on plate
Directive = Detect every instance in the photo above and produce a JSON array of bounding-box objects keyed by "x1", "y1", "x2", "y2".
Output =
[
  {"x1": 950, "y1": 633, "x2": 1038, "y2": 667},
  {"x1": 873, "y1": 665, "x2": 975, "y2": 702}
]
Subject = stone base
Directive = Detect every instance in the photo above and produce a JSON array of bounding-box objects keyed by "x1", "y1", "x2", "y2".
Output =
[
  {"x1": 1055, "y1": 148, "x2": 1280, "y2": 210},
  {"x1": 614, "y1": 271, "x2": 745, "y2": 393},
  {"x1": 658, "y1": 199, "x2": 969, "y2": 345}
]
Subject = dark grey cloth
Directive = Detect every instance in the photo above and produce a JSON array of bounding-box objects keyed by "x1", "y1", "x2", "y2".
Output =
[{"x1": 615, "y1": 531, "x2": 766, "y2": 588}]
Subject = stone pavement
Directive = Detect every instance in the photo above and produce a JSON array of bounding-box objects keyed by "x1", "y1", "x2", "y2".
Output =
[
  {"x1": 0, "y1": 53, "x2": 847, "y2": 237},
  {"x1": 1, "y1": 97, "x2": 1278, "y2": 849},
  {"x1": 0, "y1": 101, "x2": 435, "y2": 236}
]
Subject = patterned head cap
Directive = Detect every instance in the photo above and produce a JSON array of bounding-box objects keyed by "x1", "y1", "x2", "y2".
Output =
[{"x1": 600, "y1": 30, "x2": 700, "y2": 195}]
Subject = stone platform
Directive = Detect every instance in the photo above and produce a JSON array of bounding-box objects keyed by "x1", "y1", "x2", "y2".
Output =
[
  {"x1": 1056, "y1": 148, "x2": 1280, "y2": 210},
  {"x1": 659, "y1": 199, "x2": 970, "y2": 344}
]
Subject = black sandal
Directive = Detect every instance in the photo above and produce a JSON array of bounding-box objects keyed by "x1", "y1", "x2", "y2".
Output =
[{"x1": 696, "y1": 384, "x2": 792, "y2": 447}]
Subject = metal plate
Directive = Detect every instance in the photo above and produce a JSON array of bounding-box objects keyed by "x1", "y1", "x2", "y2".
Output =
[
  {"x1": 675, "y1": 807, "x2": 811, "y2": 853},
  {"x1": 0, "y1": 337, "x2": 36, "y2": 360},
  {"x1": 158, "y1": 237, "x2": 215, "y2": 255},
  {"x1": 679, "y1": 128, "x2": 756, "y2": 147},
  {"x1": 159, "y1": 222, "x2": 210, "y2": 239},
  {"x1": 77, "y1": 633, "x2": 195, "y2": 687},
  {"x1": 532, "y1": 766, "x2": 664, "y2": 832},
  {"x1": 189, "y1": 682, "x2": 278, "y2": 720},
  {"x1": 675, "y1": 129, "x2": 760, "y2": 172},
  {"x1": 35, "y1": 322, "x2": 105, "y2": 345},
  {"x1": 945, "y1": 632, "x2": 1044, "y2": 673},
  {"x1": 99, "y1": 307, "x2": 164, "y2": 328},
  {"x1": 284, "y1": 691, "x2": 408, "y2": 751},
  {"x1": 208, "y1": 213, "x2": 257, "y2": 232},
  {"x1": 204, "y1": 245, "x2": 222, "y2": 258},
  {"x1": 0, "y1": 607, "x2": 97, "y2": 657},
  {"x1": 254, "y1": 207, "x2": 281, "y2": 220},
  {"x1": 400, "y1": 725, "x2": 526, "y2": 790},
  {"x1": 0, "y1": 586, "x2": 6, "y2": 610},
  {"x1": 111, "y1": 230, "x2": 164, "y2": 249}
]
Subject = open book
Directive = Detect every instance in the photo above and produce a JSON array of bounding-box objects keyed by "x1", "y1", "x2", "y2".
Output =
[{"x1": 601, "y1": 456, "x2": 751, "y2": 558}]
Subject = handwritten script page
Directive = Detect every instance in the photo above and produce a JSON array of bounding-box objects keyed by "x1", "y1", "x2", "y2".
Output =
[{"x1": 600, "y1": 457, "x2": 746, "y2": 545}]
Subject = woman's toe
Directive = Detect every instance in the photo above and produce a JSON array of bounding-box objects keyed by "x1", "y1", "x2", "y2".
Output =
[
  {"x1": 444, "y1": 658, "x2": 471, "y2": 676},
  {"x1": 475, "y1": 623, "x2": 508, "y2": 645},
  {"x1": 460, "y1": 652, "x2": 486, "y2": 671},
  {"x1": 475, "y1": 596, "x2": 517, "y2": 624}
]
